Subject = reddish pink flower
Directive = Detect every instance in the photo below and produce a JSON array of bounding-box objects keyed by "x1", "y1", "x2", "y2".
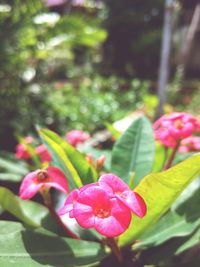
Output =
[
  {"x1": 15, "y1": 136, "x2": 34, "y2": 160},
  {"x1": 59, "y1": 174, "x2": 146, "y2": 237},
  {"x1": 154, "y1": 112, "x2": 200, "y2": 148},
  {"x1": 72, "y1": 186, "x2": 132, "y2": 237},
  {"x1": 65, "y1": 130, "x2": 90, "y2": 147},
  {"x1": 19, "y1": 166, "x2": 68, "y2": 200},
  {"x1": 35, "y1": 144, "x2": 52, "y2": 163},
  {"x1": 179, "y1": 136, "x2": 200, "y2": 153}
]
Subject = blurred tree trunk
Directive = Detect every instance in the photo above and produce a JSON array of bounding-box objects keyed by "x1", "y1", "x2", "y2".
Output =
[
  {"x1": 156, "y1": 0, "x2": 174, "y2": 118},
  {"x1": 179, "y1": 3, "x2": 200, "y2": 71}
]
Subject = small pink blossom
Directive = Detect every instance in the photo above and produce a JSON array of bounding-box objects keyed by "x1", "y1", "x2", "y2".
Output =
[
  {"x1": 154, "y1": 112, "x2": 200, "y2": 148},
  {"x1": 15, "y1": 136, "x2": 34, "y2": 160},
  {"x1": 35, "y1": 144, "x2": 52, "y2": 163},
  {"x1": 59, "y1": 174, "x2": 146, "y2": 237},
  {"x1": 19, "y1": 166, "x2": 68, "y2": 200},
  {"x1": 65, "y1": 130, "x2": 90, "y2": 147},
  {"x1": 179, "y1": 136, "x2": 200, "y2": 153}
]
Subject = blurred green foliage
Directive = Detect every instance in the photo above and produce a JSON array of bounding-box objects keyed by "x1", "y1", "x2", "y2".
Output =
[{"x1": 14, "y1": 76, "x2": 150, "y2": 135}]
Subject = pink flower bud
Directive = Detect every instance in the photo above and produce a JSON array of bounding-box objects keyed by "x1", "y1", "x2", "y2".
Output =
[{"x1": 96, "y1": 155, "x2": 106, "y2": 170}]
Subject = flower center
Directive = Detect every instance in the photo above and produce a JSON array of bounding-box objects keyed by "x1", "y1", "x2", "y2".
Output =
[
  {"x1": 37, "y1": 170, "x2": 48, "y2": 181},
  {"x1": 174, "y1": 120, "x2": 184, "y2": 129},
  {"x1": 94, "y1": 208, "x2": 110, "y2": 218}
]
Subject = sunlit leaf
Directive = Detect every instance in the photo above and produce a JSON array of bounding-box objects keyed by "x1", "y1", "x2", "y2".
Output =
[
  {"x1": 111, "y1": 116, "x2": 155, "y2": 187},
  {"x1": 119, "y1": 153, "x2": 200, "y2": 246}
]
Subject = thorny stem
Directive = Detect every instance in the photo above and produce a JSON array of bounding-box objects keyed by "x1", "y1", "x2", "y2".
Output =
[
  {"x1": 40, "y1": 189, "x2": 80, "y2": 240},
  {"x1": 163, "y1": 140, "x2": 181, "y2": 170},
  {"x1": 105, "y1": 237, "x2": 123, "y2": 263}
]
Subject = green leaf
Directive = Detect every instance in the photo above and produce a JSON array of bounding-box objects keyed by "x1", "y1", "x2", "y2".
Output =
[
  {"x1": 139, "y1": 231, "x2": 200, "y2": 267},
  {"x1": 0, "y1": 221, "x2": 106, "y2": 267},
  {"x1": 152, "y1": 143, "x2": 169, "y2": 172},
  {"x1": 133, "y1": 177, "x2": 200, "y2": 249},
  {"x1": 38, "y1": 129, "x2": 83, "y2": 189},
  {"x1": 0, "y1": 187, "x2": 48, "y2": 227},
  {"x1": 39, "y1": 129, "x2": 97, "y2": 184},
  {"x1": 0, "y1": 157, "x2": 28, "y2": 182},
  {"x1": 119, "y1": 153, "x2": 200, "y2": 246},
  {"x1": 111, "y1": 116, "x2": 155, "y2": 187}
]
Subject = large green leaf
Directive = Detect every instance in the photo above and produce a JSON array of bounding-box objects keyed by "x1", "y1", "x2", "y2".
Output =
[
  {"x1": 39, "y1": 129, "x2": 83, "y2": 189},
  {"x1": 139, "y1": 230, "x2": 200, "y2": 267},
  {"x1": 111, "y1": 116, "x2": 155, "y2": 187},
  {"x1": 0, "y1": 187, "x2": 48, "y2": 227},
  {"x1": 119, "y1": 153, "x2": 200, "y2": 246},
  {"x1": 0, "y1": 187, "x2": 100, "y2": 240},
  {"x1": 0, "y1": 221, "x2": 106, "y2": 267},
  {"x1": 39, "y1": 129, "x2": 97, "y2": 184},
  {"x1": 133, "y1": 177, "x2": 200, "y2": 249}
]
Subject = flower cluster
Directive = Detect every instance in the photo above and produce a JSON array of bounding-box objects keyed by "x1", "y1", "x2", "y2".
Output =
[
  {"x1": 179, "y1": 136, "x2": 200, "y2": 153},
  {"x1": 15, "y1": 137, "x2": 51, "y2": 163},
  {"x1": 154, "y1": 112, "x2": 200, "y2": 148},
  {"x1": 65, "y1": 130, "x2": 90, "y2": 147},
  {"x1": 59, "y1": 174, "x2": 146, "y2": 237}
]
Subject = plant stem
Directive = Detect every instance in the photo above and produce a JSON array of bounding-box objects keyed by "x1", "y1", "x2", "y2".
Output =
[
  {"x1": 105, "y1": 237, "x2": 123, "y2": 263},
  {"x1": 41, "y1": 190, "x2": 80, "y2": 240},
  {"x1": 163, "y1": 140, "x2": 180, "y2": 170},
  {"x1": 46, "y1": 203, "x2": 80, "y2": 240}
]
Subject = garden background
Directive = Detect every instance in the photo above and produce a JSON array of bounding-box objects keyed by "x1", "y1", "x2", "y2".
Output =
[{"x1": 0, "y1": 1, "x2": 200, "y2": 267}]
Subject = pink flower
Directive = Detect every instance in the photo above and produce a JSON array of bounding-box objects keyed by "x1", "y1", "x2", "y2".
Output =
[
  {"x1": 59, "y1": 174, "x2": 146, "y2": 237},
  {"x1": 19, "y1": 166, "x2": 69, "y2": 200},
  {"x1": 179, "y1": 136, "x2": 200, "y2": 153},
  {"x1": 72, "y1": 186, "x2": 132, "y2": 237},
  {"x1": 15, "y1": 136, "x2": 34, "y2": 160},
  {"x1": 35, "y1": 144, "x2": 52, "y2": 163},
  {"x1": 65, "y1": 130, "x2": 90, "y2": 147},
  {"x1": 154, "y1": 112, "x2": 200, "y2": 148}
]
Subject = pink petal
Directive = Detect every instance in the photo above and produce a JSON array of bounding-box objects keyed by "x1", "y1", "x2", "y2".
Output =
[
  {"x1": 58, "y1": 189, "x2": 79, "y2": 216},
  {"x1": 181, "y1": 122, "x2": 194, "y2": 138},
  {"x1": 116, "y1": 191, "x2": 147, "y2": 218},
  {"x1": 46, "y1": 166, "x2": 69, "y2": 193},
  {"x1": 73, "y1": 202, "x2": 95, "y2": 228},
  {"x1": 99, "y1": 174, "x2": 129, "y2": 195},
  {"x1": 20, "y1": 183, "x2": 43, "y2": 200},
  {"x1": 76, "y1": 186, "x2": 111, "y2": 209},
  {"x1": 95, "y1": 198, "x2": 131, "y2": 237},
  {"x1": 19, "y1": 170, "x2": 43, "y2": 200}
]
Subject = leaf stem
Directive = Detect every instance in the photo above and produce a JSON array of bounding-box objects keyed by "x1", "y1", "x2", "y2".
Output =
[
  {"x1": 41, "y1": 190, "x2": 80, "y2": 240},
  {"x1": 163, "y1": 140, "x2": 180, "y2": 170}
]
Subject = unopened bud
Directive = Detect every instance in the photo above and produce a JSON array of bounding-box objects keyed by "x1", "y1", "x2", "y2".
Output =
[{"x1": 96, "y1": 155, "x2": 106, "y2": 170}]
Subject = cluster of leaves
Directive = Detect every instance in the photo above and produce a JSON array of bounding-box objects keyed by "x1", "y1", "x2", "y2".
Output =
[
  {"x1": 1, "y1": 116, "x2": 200, "y2": 266},
  {"x1": 0, "y1": 0, "x2": 107, "y2": 150}
]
